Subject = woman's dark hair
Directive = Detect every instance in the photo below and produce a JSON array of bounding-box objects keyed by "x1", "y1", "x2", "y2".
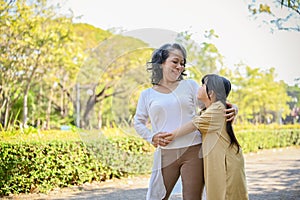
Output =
[
  {"x1": 147, "y1": 43, "x2": 187, "y2": 85},
  {"x1": 201, "y1": 74, "x2": 241, "y2": 153}
]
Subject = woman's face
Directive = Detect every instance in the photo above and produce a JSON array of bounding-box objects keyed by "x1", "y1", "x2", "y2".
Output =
[{"x1": 161, "y1": 49, "x2": 185, "y2": 82}]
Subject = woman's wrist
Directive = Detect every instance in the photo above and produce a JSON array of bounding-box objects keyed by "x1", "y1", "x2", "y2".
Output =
[{"x1": 233, "y1": 104, "x2": 238, "y2": 115}]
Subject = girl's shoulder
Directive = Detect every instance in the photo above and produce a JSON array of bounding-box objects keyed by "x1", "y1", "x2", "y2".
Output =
[
  {"x1": 209, "y1": 101, "x2": 225, "y2": 113},
  {"x1": 213, "y1": 101, "x2": 225, "y2": 109}
]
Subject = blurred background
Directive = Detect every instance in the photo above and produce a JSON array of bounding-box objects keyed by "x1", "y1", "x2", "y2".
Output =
[
  {"x1": 1, "y1": 0, "x2": 300, "y2": 196},
  {"x1": 1, "y1": 0, "x2": 299, "y2": 130}
]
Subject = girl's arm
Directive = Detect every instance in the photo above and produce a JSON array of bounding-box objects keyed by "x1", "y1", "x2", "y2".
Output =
[
  {"x1": 164, "y1": 121, "x2": 198, "y2": 141},
  {"x1": 165, "y1": 103, "x2": 224, "y2": 142}
]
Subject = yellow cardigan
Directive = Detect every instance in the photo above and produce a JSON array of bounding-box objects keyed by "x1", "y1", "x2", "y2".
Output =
[{"x1": 193, "y1": 101, "x2": 249, "y2": 200}]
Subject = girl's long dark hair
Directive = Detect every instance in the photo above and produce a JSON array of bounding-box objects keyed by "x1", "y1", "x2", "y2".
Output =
[
  {"x1": 226, "y1": 104, "x2": 241, "y2": 153},
  {"x1": 202, "y1": 74, "x2": 241, "y2": 153}
]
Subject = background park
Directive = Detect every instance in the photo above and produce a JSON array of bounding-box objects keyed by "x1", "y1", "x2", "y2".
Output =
[{"x1": 0, "y1": 0, "x2": 300, "y2": 198}]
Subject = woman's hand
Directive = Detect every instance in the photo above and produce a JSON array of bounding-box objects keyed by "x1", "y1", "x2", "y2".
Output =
[
  {"x1": 225, "y1": 102, "x2": 238, "y2": 122},
  {"x1": 152, "y1": 132, "x2": 173, "y2": 147}
]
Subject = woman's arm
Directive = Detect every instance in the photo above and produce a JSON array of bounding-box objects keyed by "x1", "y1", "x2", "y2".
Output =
[
  {"x1": 133, "y1": 92, "x2": 155, "y2": 143},
  {"x1": 133, "y1": 91, "x2": 172, "y2": 147},
  {"x1": 225, "y1": 102, "x2": 238, "y2": 122}
]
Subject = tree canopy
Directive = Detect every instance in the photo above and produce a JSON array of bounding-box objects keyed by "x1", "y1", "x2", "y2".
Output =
[
  {"x1": 0, "y1": 0, "x2": 298, "y2": 130},
  {"x1": 248, "y1": 0, "x2": 300, "y2": 32}
]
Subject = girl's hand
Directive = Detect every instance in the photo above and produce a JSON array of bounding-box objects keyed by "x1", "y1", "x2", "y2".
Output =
[{"x1": 164, "y1": 133, "x2": 175, "y2": 142}]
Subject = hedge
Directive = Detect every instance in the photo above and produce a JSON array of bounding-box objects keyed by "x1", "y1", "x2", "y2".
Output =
[
  {"x1": 236, "y1": 127, "x2": 300, "y2": 153},
  {"x1": 0, "y1": 125, "x2": 299, "y2": 196},
  {"x1": 0, "y1": 135, "x2": 154, "y2": 195}
]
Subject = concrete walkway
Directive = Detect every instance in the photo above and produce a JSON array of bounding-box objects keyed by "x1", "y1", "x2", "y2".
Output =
[
  {"x1": 244, "y1": 146, "x2": 300, "y2": 200},
  {"x1": 4, "y1": 146, "x2": 300, "y2": 200}
]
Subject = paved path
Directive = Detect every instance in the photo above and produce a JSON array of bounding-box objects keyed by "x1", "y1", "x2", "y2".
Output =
[
  {"x1": 244, "y1": 146, "x2": 300, "y2": 200},
  {"x1": 3, "y1": 146, "x2": 300, "y2": 200}
]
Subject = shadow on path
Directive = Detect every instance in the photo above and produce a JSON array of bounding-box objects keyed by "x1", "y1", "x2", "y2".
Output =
[
  {"x1": 51, "y1": 188, "x2": 148, "y2": 200},
  {"x1": 249, "y1": 188, "x2": 300, "y2": 200},
  {"x1": 245, "y1": 147, "x2": 300, "y2": 200}
]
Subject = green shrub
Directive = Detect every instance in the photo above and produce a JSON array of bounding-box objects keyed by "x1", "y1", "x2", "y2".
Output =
[
  {"x1": 0, "y1": 125, "x2": 299, "y2": 196},
  {"x1": 236, "y1": 127, "x2": 300, "y2": 153},
  {"x1": 0, "y1": 136, "x2": 154, "y2": 196}
]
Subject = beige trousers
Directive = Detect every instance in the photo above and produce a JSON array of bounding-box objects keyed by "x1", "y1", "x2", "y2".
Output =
[{"x1": 161, "y1": 144, "x2": 204, "y2": 200}]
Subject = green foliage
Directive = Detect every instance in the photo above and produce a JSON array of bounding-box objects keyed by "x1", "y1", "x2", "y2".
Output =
[
  {"x1": 176, "y1": 30, "x2": 224, "y2": 77},
  {"x1": 0, "y1": 0, "x2": 86, "y2": 129},
  {"x1": 0, "y1": 141, "x2": 106, "y2": 194},
  {"x1": 0, "y1": 136, "x2": 154, "y2": 195},
  {"x1": 220, "y1": 65, "x2": 291, "y2": 124},
  {"x1": 73, "y1": 23, "x2": 112, "y2": 50},
  {"x1": 76, "y1": 34, "x2": 152, "y2": 128},
  {"x1": 0, "y1": 129, "x2": 79, "y2": 142},
  {"x1": 287, "y1": 84, "x2": 300, "y2": 107},
  {"x1": 0, "y1": 126, "x2": 299, "y2": 195},
  {"x1": 235, "y1": 124, "x2": 300, "y2": 153},
  {"x1": 85, "y1": 135, "x2": 153, "y2": 176},
  {"x1": 0, "y1": 0, "x2": 299, "y2": 130},
  {"x1": 248, "y1": 0, "x2": 300, "y2": 32}
]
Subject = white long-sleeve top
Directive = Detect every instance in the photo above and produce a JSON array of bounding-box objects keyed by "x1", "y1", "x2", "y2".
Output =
[
  {"x1": 133, "y1": 79, "x2": 202, "y2": 200},
  {"x1": 134, "y1": 79, "x2": 202, "y2": 148}
]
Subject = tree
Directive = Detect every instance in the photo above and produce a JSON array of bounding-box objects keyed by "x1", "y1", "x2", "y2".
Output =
[
  {"x1": 0, "y1": 0, "x2": 84, "y2": 129},
  {"x1": 248, "y1": 0, "x2": 300, "y2": 32},
  {"x1": 220, "y1": 65, "x2": 291, "y2": 124},
  {"x1": 75, "y1": 34, "x2": 152, "y2": 129},
  {"x1": 285, "y1": 84, "x2": 300, "y2": 123},
  {"x1": 176, "y1": 30, "x2": 224, "y2": 80},
  {"x1": 281, "y1": 0, "x2": 300, "y2": 14}
]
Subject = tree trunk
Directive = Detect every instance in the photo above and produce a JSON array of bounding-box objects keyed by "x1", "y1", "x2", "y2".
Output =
[
  {"x1": 74, "y1": 83, "x2": 80, "y2": 128},
  {"x1": 4, "y1": 98, "x2": 10, "y2": 130},
  {"x1": 82, "y1": 94, "x2": 96, "y2": 129},
  {"x1": 23, "y1": 91, "x2": 28, "y2": 127},
  {"x1": 0, "y1": 97, "x2": 7, "y2": 128},
  {"x1": 60, "y1": 84, "x2": 69, "y2": 118},
  {"x1": 22, "y1": 60, "x2": 40, "y2": 127},
  {"x1": 60, "y1": 86, "x2": 64, "y2": 117},
  {"x1": 46, "y1": 87, "x2": 54, "y2": 130},
  {"x1": 97, "y1": 102, "x2": 103, "y2": 129},
  {"x1": 36, "y1": 86, "x2": 42, "y2": 128}
]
